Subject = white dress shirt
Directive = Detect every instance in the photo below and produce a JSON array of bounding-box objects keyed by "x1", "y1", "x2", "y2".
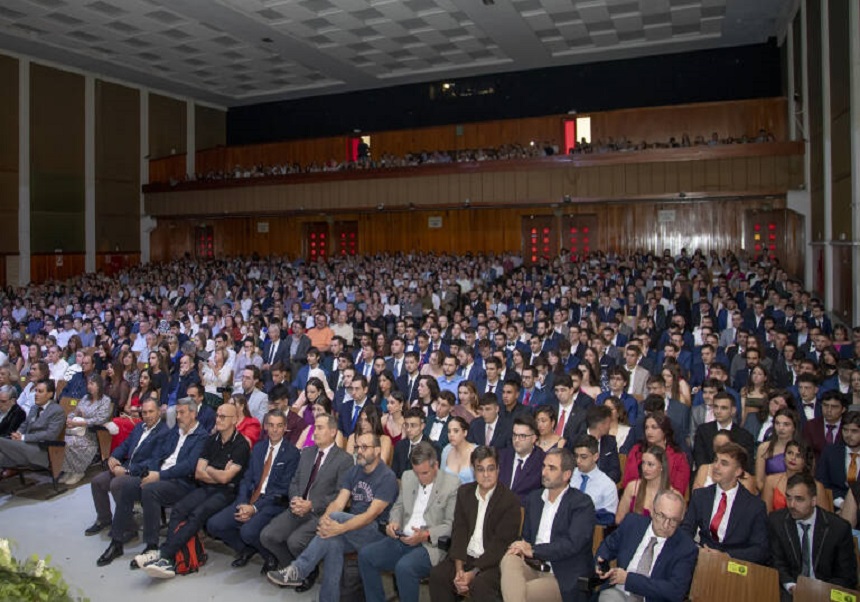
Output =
[
  {"x1": 405, "y1": 482, "x2": 434, "y2": 533},
  {"x1": 466, "y1": 486, "x2": 496, "y2": 558},
  {"x1": 259, "y1": 439, "x2": 283, "y2": 496},
  {"x1": 535, "y1": 487, "x2": 566, "y2": 546},
  {"x1": 620, "y1": 524, "x2": 667, "y2": 595},
  {"x1": 571, "y1": 467, "x2": 618, "y2": 515},
  {"x1": 710, "y1": 483, "x2": 740, "y2": 542},
  {"x1": 160, "y1": 423, "x2": 199, "y2": 471}
]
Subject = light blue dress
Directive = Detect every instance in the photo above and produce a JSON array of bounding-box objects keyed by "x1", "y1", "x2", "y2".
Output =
[{"x1": 441, "y1": 444, "x2": 475, "y2": 484}]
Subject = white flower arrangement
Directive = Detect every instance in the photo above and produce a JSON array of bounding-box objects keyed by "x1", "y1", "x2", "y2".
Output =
[{"x1": 0, "y1": 538, "x2": 88, "y2": 601}]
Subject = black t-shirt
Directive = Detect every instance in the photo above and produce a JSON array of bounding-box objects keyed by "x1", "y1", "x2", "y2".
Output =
[{"x1": 199, "y1": 429, "x2": 251, "y2": 488}]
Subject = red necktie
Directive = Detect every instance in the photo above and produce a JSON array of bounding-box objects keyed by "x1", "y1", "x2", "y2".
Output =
[
  {"x1": 709, "y1": 491, "x2": 727, "y2": 542},
  {"x1": 555, "y1": 408, "x2": 567, "y2": 436},
  {"x1": 250, "y1": 445, "x2": 275, "y2": 505},
  {"x1": 524, "y1": 391, "x2": 531, "y2": 406},
  {"x1": 825, "y1": 424, "x2": 836, "y2": 445}
]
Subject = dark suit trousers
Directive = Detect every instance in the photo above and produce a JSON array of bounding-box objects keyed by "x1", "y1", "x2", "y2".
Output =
[
  {"x1": 429, "y1": 557, "x2": 502, "y2": 602},
  {"x1": 161, "y1": 485, "x2": 233, "y2": 559},
  {"x1": 206, "y1": 502, "x2": 285, "y2": 559},
  {"x1": 139, "y1": 479, "x2": 196, "y2": 548},
  {"x1": 90, "y1": 470, "x2": 143, "y2": 542},
  {"x1": 259, "y1": 509, "x2": 320, "y2": 567}
]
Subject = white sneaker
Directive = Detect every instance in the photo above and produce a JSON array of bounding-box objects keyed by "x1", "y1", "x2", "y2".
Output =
[
  {"x1": 132, "y1": 549, "x2": 160, "y2": 570},
  {"x1": 64, "y1": 473, "x2": 85, "y2": 485},
  {"x1": 143, "y1": 558, "x2": 175, "y2": 579}
]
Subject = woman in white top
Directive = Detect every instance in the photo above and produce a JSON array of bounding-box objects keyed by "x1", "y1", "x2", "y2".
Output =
[
  {"x1": 201, "y1": 348, "x2": 232, "y2": 395},
  {"x1": 604, "y1": 395, "x2": 632, "y2": 451}
]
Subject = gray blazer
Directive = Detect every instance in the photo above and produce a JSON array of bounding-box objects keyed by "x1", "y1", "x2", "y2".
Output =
[
  {"x1": 288, "y1": 444, "x2": 353, "y2": 516},
  {"x1": 689, "y1": 404, "x2": 709, "y2": 450},
  {"x1": 627, "y1": 366, "x2": 650, "y2": 399},
  {"x1": 389, "y1": 468, "x2": 460, "y2": 566},
  {"x1": 20, "y1": 401, "x2": 66, "y2": 443}
]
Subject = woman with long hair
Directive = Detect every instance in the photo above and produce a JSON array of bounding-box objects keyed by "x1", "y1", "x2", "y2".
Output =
[
  {"x1": 534, "y1": 405, "x2": 563, "y2": 452},
  {"x1": 345, "y1": 403, "x2": 393, "y2": 465},
  {"x1": 616, "y1": 445, "x2": 674, "y2": 524},
  {"x1": 60, "y1": 374, "x2": 112, "y2": 485},
  {"x1": 295, "y1": 395, "x2": 333, "y2": 450},
  {"x1": 414, "y1": 375, "x2": 440, "y2": 416},
  {"x1": 603, "y1": 395, "x2": 632, "y2": 450},
  {"x1": 661, "y1": 360, "x2": 691, "y2": 406},
  {"x1": 440, "y1": 416, "x2": 476, "y2": 484},
  {"x1": 229, "y1": 393, "x2": 262, "y2": 447},
  {"x1": 381, "y1": 390, "x2": 405, "y2": 445},
  {"x1": 740, "y1": 364, "x2": 771, "y2": 419},
  {"x1": 754, "y1": 408, "x2": 799, "y2": 491},
  {"x1": 743, "y1": 389, "x2": 796, "y2": 443},
  {"x1": 452, "y1": 380, "x2": 480, "y2": 423},
  {"x1": 621, "y1": 411, "x2": 691, "y2": 494},
  {"x1": 762, "y1": 440, "x2": 828, "y2": 512},
  {"x1": 578, "y1": 360, "x2": 602, "y2": 400}
]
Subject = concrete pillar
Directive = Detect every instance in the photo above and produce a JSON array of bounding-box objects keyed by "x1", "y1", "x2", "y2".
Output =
[
  {"x1": 18, "y1": 58, "x2": 30, "y2": 285},
  {"x1": 84, "y1": 75, "x2": 95, "y2": 272}
]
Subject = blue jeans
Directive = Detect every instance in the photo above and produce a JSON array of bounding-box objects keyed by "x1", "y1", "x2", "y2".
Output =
[
  {"x1": 358, "y1": 537, "x2": 432, "y2": 602},
  {"x1": 292, "y1": 512, "x2": 385, "y2": 602}
]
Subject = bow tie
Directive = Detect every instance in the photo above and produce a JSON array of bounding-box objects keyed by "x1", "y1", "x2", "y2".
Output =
[
  {"x1": 435, "y1": 418, "x2": 447, "y2": 424},
  {"x1": 803, "y1": 403, "x2": 815, "y2": 409}
]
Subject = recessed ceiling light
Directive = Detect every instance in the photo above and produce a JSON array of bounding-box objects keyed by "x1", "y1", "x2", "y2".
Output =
[{"x1": 261, "y1": 37, "x2": 274, "y2": 43}]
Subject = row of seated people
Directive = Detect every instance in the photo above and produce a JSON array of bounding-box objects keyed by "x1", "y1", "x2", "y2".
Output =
[
  {"x1": 161, "y1": 125, "x2": 779, "y2": 186},
  {"x1": 3, "y1": 363, "x2": 859, "y2": 601}
]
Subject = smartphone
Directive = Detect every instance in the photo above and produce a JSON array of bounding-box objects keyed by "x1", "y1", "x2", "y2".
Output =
[
  {"x1": 394, "y1": 529, "x2": 406, "y2": 537},
  {"x1": 597, "y1": 558, "x2": 610, "y2": 574}
]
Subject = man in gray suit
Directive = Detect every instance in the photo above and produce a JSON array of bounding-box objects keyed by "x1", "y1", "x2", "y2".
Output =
[
  {"x1": 358, "y1": 441, "x2": 460, "y2": 602},
  {"x1": 0, "y1": 379, "x2": 65, "y2": 476},
  {"x1": 260, "y1": 412, "x2": 352, "y2": 587}
]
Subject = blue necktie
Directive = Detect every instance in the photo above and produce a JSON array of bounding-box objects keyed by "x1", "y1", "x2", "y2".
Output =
[{"x1": 579, "y1": 474, "x2": 589, "y2": 492}]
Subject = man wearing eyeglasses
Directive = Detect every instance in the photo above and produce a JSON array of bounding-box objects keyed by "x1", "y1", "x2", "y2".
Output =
[
  {"x1": 337, "y1": 375, "x2": 369, "y2": 438},
  {"x1": 268, "y1": 431, "x2": 397, "y2": 602},
  {"x1": 595, "y1": 489, "x2": 698, "y2": 601},
  {"x1": 498, "y1": 415, "x2": 545, "y2": 506},
  {"x1": 429, "y1": 445, "x2": 521, "y2": 601}
]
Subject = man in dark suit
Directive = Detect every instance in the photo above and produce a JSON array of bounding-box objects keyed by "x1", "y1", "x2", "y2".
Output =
[
  {"x1": 802, "y1": 390, "x2": 847, "y2": 460},
  {"x1": 501, "y1": 447, "x2": 596, "y2": 602},
  {"x1": 207, "y1": 410, "x2": 301, "y2": 572},
  {"x1": 89, "y1": 397, "x2": 169, "y2": 566},
  {"x1": 816, "y1": 410, "x2": 860, "y2": 509},
  {"x1": 287, "y1": 320, "x2": 312, "y2": 381},
  {"x1": 565, "y1": 405, "x2": 621, "y2": 483},
  {"x1": 692, "y1": 391, "x2": 755, "y2": 472},
  {"x1": 0, "y1": 379, "x2": 65, "y2": 476},
  {"x1": 260, "y1": 413, "x2": 352, "y2": 589},
  {"x1": 547, "y1": 373, "x2": 594, "y2": 443},
  {"x1": 595, "y1": 489, "x2": 699, "y2": 602},
  {"x1": 681, "y1": 442, "x2": 770, "y2": 564},
  {"x1": 397, "y1": 352, "x2": 422, "y2": 404},
  {"x1": 394, "y1": 408, "x2": 432, "y2": 478},
  {"x1": 261, "y1": 324, "x2": 290, "y2": 380},
  {"x1": 337, "y1": 374, "x2": 369, "y2": 438},
  {"x1": 519, "y1": 366, "x2": 549, "y2": 408},
  {"x1": 498, "y1": 415, "x2": 545, "y2": 505},
  {"x1": 429, "y1": 446, "x2": 522, "y2": 601},
  {"x1": 768, "y1": 472, "x2": 857, "y2": 599},
  {"x1": 499, "y1": 380, "x2": 531, "y2": 421},
  {"x1": 467, "y1": 393, "x2": 513, "y2": 449},
  {"x1": 0, "y1": 385, "x2": 26, "y2": 437},
  {"x1": 425, "y1": 391, "x2": 453, "y2": 451}
]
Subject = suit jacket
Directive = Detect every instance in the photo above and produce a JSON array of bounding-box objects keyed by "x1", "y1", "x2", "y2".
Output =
[
  {"x1": 467, "y1": 416, "x2": 512, "y2": 449},
  {"x1": 681, "y1": 484, "x2": 770, "y2": 564},
  {"x1": 389, "y1": 468, "x2": 460, "y2": 565},
  {"x1": 449, "y1": 481, "x2": 522, "y2": 570},
  {"x1": 625, "y1": 366, "x2": 650, "y2": 399},
  {"x1": 596, "y1": 513, "x2": 699, "y2": 602},
  {"x1": 397, "y1": 373, "x2": 421, "y2": 403},
  {"x1": 424, "y1": 413, "x2": 450, "y2": 451},
  {"x1": 287, "y1": 334, "x2": 312, "y2": 376},
  {"x1": 0, "y1": 403, "x2": 26, "y2": 437},
  {"x1": 498, "y1": 446, "x2": 546, "y2": 505},
  {"x1": 337, "y1": 399, "x2": 367, "y2": 437},
  {"x1": 235, "y1": 439, "x2": 300, "y2": 510},
  {"x1": 473, "y1": 378, "x2": 504, "y2": 402},
  {"x1": 147, "y1": 423, "x2": 209, "y2": 481},
  {"x1": 802, "y1": 417, "x2": 843, "y2": 461},
  {"x1": 287, "y1": 444, "x2": 353, "y2": 516},
  {"x1": 262, "y1": 338, "x2": 290, "y2": 367},
  {"x1": 817, "y1": 442, "x2": 850, "y2": 501},
  {"x1": 111, "y1": 420, "x2": 169, "y2": 476},
  {"x1": 19, "y1": 401, "x2": 65, "y2": 443},
  {"x1": 391, "y1": 435, "x2": 432, "y2": 479},
  {"x1": 522, "y1": 487, "x2": 595, "y2": 602},
  {"x1": 692, "y1": 422, "x2": 755, "y2": 472},
  {"x1": 768, "y1": 506, "x2": 857, "y2": 590}
]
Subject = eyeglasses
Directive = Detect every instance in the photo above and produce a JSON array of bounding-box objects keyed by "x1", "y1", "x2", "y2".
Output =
[
  {"x1": 652, "y1": 510, "x2": 681, "y2": 527},
  {"x1": 215, "y1": 413, "x2": 234, "y2": 419},
  {"x1": 474, "y1": 465, "x2": 498, "y2": 474},
  {"x1": 512, "y1": 433, "x2": 535, "y2": 440},
  {"x1": 355, "y1": 445, "x2": 378, "y2": 452}
]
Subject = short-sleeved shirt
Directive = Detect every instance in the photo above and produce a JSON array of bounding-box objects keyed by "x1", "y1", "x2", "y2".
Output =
[
  {"x1": 339, "y1": 460, "x2": 398, "y2": 523},
  {"x1": 200, "y1": 429, "x2": 251, "y2": 489}
]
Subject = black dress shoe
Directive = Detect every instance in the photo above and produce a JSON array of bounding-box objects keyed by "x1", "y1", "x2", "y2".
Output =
[
  {"x1": 231, "y1": 549, "x2": 256, "y2": 568},
  {"x1": 260, "y1": 557, "x2": 279, "y2": 575},
  {"x1": 296, "y1": 566, "x2": 319, "y2": 593},
  {"x1": 85, "y1": 520, "x2": 111, "y2": 536},
  {"x1": 97, "y1": 542, "x2": 124, "y2": 567}
]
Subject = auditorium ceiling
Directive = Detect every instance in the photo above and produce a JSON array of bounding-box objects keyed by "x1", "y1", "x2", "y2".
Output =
[{"x1": 0, "y1": 0, "x2": 794, "y2": 106}]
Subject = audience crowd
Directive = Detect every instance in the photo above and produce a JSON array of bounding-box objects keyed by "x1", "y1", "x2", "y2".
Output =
[
  {"x1": 0, "y1": 245, "x2": 858, "y2": 601},
  {"x1": 160, "y1": 127, "x2": 777, "y2": 186}
]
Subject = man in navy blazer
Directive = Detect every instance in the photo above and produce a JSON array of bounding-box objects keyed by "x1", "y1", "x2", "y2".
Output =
[
  {"x1": 816, "y1": 410, "x2": 860, "y2": 508},
  {"x1": 337, "y1": 375, "x2": 370, "y2": 437},
  {"x1": 467, "y1": 394, "x2": 513, "y2": 449},
  {"x1": 207, "y1": 410, "x2": 300, "y2": 570},
  {"x1": 680, "y1": 442, "x2": 770, "y2": 564},
  {"x1": 565, "y1": 405, "x2": 621, "y2": 483},
  {"x1": 596, "y1": 489, "x2": 699, "y2": 602},
  {"x1": 89, "y1": 398, "x2": 169, "y2": 566},
  {"x1": 261, "y1": 324, "x2": 290, "y2": 379},
  {"x1": 497, "y1": 415, "x2": 546, "y2": 505},
  {"x1": 500, "y1": 448, "x2": 595, "y2": 602}
]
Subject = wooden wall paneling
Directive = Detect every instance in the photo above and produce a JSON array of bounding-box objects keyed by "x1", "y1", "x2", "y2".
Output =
[
  {"x1": 30, "y1": 253, "x2": 85, "y2": 283},
  {"x1": 0, "y1": 54, "x2": 17, "y2": 253},
  {"x1": 148, "y1": 94, "x2": 186, "y2": 160}
]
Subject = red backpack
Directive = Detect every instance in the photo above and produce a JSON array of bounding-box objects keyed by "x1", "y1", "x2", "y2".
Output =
[{"x1": 172, "y1": 521, "x2": 207, "y2": 575}]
